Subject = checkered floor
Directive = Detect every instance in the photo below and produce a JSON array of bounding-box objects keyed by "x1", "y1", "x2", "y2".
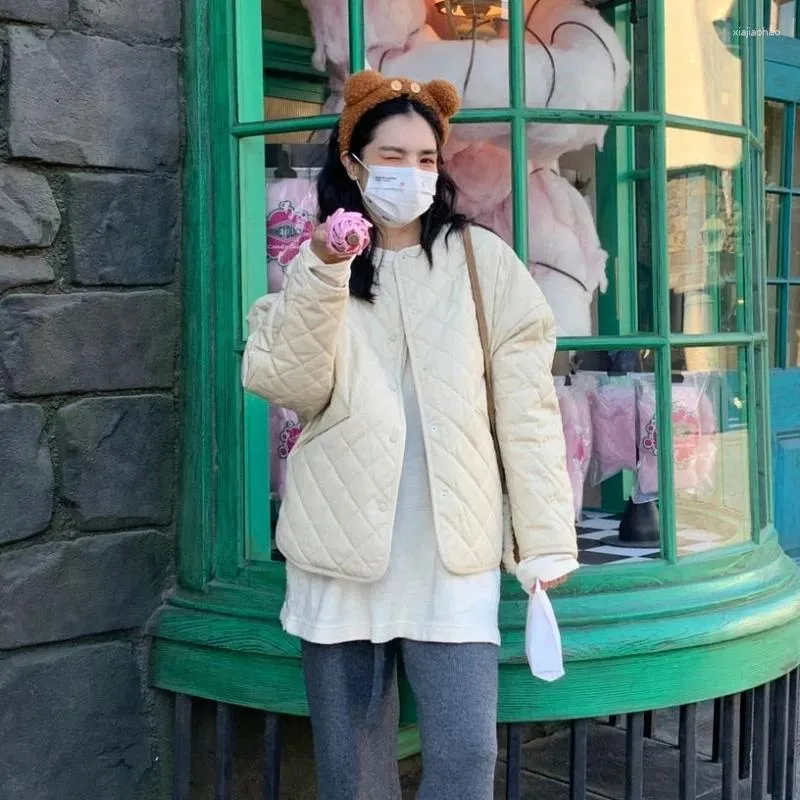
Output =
[{"x1": 577, "y1": 511, "x2": 729, "y2": 566}]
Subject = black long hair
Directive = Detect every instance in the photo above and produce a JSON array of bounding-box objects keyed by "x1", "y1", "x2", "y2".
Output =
[{"x1": 317, "y1": 97, "x2": 469, "y2": 302}]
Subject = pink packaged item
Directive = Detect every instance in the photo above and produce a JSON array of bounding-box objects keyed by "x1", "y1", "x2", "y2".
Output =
[
  {"x1": 270, "y1": 405, "x2": 302, "y2": 501},
  {"x1": 633, "y1": 376, "x2": 718, "y2": 500},
  {"x1": 587, "y1": 375, "x2": 637, "y2": 485},
  {"x1": 325, "y1": 208, "x2": 372, "y2": 255},
  {"x1": 266, "y1": 178, "x2": 317, "y2": 292},
  {"x1": 556, "y1": 380, "x2": 593, "y2": 519}
]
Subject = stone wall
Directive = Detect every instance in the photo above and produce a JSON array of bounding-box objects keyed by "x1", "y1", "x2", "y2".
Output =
[{"x1": 0, "y1": 2, "x2": 181, "y2": 799}]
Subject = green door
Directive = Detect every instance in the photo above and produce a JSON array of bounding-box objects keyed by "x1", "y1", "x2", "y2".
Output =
[{"x1": 764, "y1": 15, "x2": 800, "y2": 557}]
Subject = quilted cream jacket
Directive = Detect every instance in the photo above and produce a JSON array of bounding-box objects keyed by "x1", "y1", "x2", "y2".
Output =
[{"x1": 242, "y1": 225, "x2": 578, "y2": 583}]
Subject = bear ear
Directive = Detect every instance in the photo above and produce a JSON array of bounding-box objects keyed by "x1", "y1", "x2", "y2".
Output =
[
  {"x1": 343, "y1": 70, "x2": 385, "y2": 106},
  {"x1": 425, "y1": 79, "x2": 460, "y2": 118}
]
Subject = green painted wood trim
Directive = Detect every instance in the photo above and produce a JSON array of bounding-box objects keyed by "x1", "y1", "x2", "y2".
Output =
[
  {"x1": 397, "y1": 727, "x2": 421, "y2": 761},
  {"x1": 237, "y1": 0, "x2": 272, "y2": 564},
  {"x1": 150, "y1": 543, "x2": 800, "y2": 720},
  {"x1": 151, "y1": 536, "x2": 800, "y2": 719},
  {"x1": 263, "y1": 75, "x2": 327, "y2": 104},
  {"x1": 177, "y1": 0, "x2": 214, "y2": 590},
  {"x1": 232, "y1": 111, "x2": 761, "y2": 139},
  {"x1": 212, "y1": 0, "x2": 246, "y2": 582},
  {"x1": 262, "y1": 32, "x2": 325, "y2": 78},
  {"x1": 508, "y1": 0, "x2": 528, "y2": 263},
  {"x1": 347, "y1": 0, "x2": 365, "y2": 72},
  {"x1": 652, "y1": 0, "x2": 677, "y2": 560}
]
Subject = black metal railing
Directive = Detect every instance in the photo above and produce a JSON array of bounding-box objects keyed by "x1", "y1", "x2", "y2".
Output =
[{"x1": 170, "y1": 667, "x2": 799, "y2": 799}]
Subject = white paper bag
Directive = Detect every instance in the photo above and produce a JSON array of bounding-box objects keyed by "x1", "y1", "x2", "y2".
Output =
[{"x1": 525, "y1": 580, "x2": 565, "y2": 682}]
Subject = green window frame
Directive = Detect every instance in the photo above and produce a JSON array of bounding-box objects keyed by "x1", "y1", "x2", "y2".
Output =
[
  {"x1": 764, "y1": 97, "x2": 800, "y2": 368},
  {"x1": 179, "y1": 0, "x2": 773, "y2": 597}
]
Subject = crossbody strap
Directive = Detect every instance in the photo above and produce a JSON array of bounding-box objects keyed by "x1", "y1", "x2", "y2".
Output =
[{"x1": 463, "y1": 227, "x2": 506, "y2": 491}]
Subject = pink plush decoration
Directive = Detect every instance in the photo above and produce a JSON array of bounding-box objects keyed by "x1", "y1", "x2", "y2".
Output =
[
  {"x1": 587, "y1": 377, "x2": 637, "y2": 485},
  {"x1": 266, "y1": 179, "x2": 317, "y2": 292},
  {"x1": 301, "y1": 0, "x2": 428, "y2": 74},
  {"x1": 301, "y1": 0, "x2": 629, "y2": 162},
  {"x1": 556, "y1": 380, "x2": 593, "y2": 519},
  {"x1": 479, "y1": 167, "x2": 607, "y2": 337},
  {"x1": 446, "y1": 138, "x2": 513, "y2": 219},
  {"x1": 325, "y1": 208, "x2": 372, "y2": 255},
  {"x1": 633, "y1": 379, "x2": 718, "y2": 499},
  {"x1": 270, "y1": 405, "x2": 302, "y2": 501}
]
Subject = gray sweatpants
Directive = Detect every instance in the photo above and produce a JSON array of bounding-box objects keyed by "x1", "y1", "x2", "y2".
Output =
[{"x1": 301, "y1": 639, "x2": 498, "y2": 800}]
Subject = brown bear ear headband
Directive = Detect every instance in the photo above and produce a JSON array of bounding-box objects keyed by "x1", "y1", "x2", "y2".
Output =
[{"x1": 338, "y1": 70, "x2": 461, "y2": 158}]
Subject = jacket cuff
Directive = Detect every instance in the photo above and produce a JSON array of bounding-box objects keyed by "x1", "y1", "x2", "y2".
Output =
[
  {"x1": 300, "y1": 240, "x2": 353, "y2": 289},
  {"x1": 516, "y1": 555, "x2": 580, "y2": 593}
]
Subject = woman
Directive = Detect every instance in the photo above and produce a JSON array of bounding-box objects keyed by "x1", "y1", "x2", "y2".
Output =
[{"x1": 243, "y1": 69, "x2": 579, "y2": 800}]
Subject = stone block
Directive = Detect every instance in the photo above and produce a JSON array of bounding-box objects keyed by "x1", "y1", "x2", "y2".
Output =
[
  {"x1": 75, "y1": 0, "x2": 180, "y2": 41},
  {"x1": 0, "y1": 531, "x2": 169, "y2": 648},
  {"x1": 0, "y1": 404, "x2": 53, "y2": 544},
  {"x1": 57, "y1": 395, "x2": 175, "y2": 530},
  {"x1": 66, "y1": 174, "x2": 178, "y2": 285},
  {"x1": 0, "y1": 166, "x2": 60, "y2": 248},
  {"x1": 0, "y1": 291, "x2": 177, "y2": 396},
  {"x1": 0, "y1": 0, "x2": 68, "y2": 25},
  {"x1": 8, "y1": 27, "x2": 179, "y2": 170},
  {"x1": 0, "y1": 642, "x2": 153, "y2": 800},
  {"x1": 0, "y1": 253, "x2": 54, "y2": 292}
]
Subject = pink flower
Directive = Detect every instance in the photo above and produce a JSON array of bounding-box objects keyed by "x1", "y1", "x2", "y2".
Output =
[{"x1": 325, "y1": 208, "x2": 372, "y2": 255}]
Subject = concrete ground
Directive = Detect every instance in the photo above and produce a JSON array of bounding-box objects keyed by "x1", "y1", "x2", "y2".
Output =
[{"x1": 401, "y1": 701, "x2": 800, "y2": 799}]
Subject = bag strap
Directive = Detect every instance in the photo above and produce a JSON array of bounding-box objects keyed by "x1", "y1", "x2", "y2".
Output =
[
  {"x1": 464, "y1": 227, "x2": 521, "y2": 570},
  {"x1": 463, "y1": 226, "x2": 505, "y2": 491}
]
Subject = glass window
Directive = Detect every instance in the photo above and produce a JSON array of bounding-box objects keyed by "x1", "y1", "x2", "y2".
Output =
[
  {"x1": 766, "y1": 193, "x2": 781, "y2": 278},
  {"x1": 671, "y1": 347, "x2": 751, "y2": 554},
  {"x1": 790, "y1": 286, "x2": 800, "y2": 366},
  {"x1": 565, "y1": 350, "x2": 663, "y2": 567},
  {"x1": 665, "y1": 0, "x2": 742, "y2": 125},
  {"x1": 770, "y1": 0, "x2": 797, "y2": 36},
  {"x1": 792, "y1": 197, "x2": 800, "y2": 277},
  {"x1": 666, "y1": 132, "x2": 744, "y2": 334},
  {"x1": 223, "y1": 0, "x2": 764, "y2": 574},
  {"x1": 767, "y1": 284, "x2": 780, "y2": 368},
  {"x1": 765, "y1": 101, "x2": 784, "y2": 187},
  {"x1": 794, "y1": 106, "x2": 800, "y2": 187}
]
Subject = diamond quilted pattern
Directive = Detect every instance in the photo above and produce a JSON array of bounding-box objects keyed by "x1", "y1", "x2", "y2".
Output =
[{"x1": 243, "y1": 226, "x2": 577, "y2": 583}]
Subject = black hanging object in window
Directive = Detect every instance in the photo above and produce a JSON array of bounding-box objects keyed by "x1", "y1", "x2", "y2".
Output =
[{"x1": 275, "y1": 148, "x2": 297, "y2": 179}]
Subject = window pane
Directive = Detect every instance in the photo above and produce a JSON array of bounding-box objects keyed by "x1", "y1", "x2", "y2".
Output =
[
  {"x1": 770, "y1": 0, "x2": 797, "y2": 36},
  {"x1": 794, "y1": 107, "x2": 800, "y2": 188},
  {"x1": 767, "y1": 284, "x2": 780, "y2": 368},
  {"x1": 666, "y1": 0, "x2": 743, "y2": 125},
  {"x1": 667, "y1": 132, "x2": 744, "y2": 334},
  {"x1": 564, "y1": 350, "x2": 663, "y2": 567},
  {"x1": 753, "y1": 344, "x2": 771, "y2": 531},
  {"x1": 792, "y1": 198, "x2": 800, "y2": 278},
  {"x1": 765, "y1": 101, "x2": 785, "y2": 187},
  {"x1": 669, "y1": 347, "x2": 751, "y2": 554},
  {"x1": 766, "y1": 193, "x2": 781, "y2": 279},
  {"x1": 790, "y1": 286, "x2": 800, "y2": 367},
  {"x1": 516, "y1": 124, "x2": 656, "y2": 338}
]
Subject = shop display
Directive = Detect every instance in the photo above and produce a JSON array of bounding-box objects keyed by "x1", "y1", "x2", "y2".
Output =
[{"x1": 297, "y1": 0, "x2": 630, "y2": 336}]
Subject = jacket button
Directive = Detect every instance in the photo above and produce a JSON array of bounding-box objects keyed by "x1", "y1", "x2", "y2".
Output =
[
  {"x1": 389, "y1": 333, "x2": 398, "y2": 342},
  {"x1": 390, "y1": 431, "x2": 399, "y2": 443},
  {"x1": 378, "y1": 501, "x2": 387, "y2": 512}
]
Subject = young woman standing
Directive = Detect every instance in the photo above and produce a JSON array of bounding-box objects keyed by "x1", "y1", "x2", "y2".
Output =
[{"x1": 243, "y1": 70, "x2": 579, "y2": 800}]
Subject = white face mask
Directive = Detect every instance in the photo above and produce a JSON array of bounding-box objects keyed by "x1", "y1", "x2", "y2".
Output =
[{"x1": 351, "y1": 154, "x2": 438, "y2": 228}]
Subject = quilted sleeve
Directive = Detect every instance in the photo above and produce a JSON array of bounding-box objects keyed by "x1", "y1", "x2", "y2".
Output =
[
  {"x1": 488, "y1": 237, "x2": 579, "y2": 568},
  {"x1": 242, "y1": 241, "x2": 352, "y2": 421}
]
